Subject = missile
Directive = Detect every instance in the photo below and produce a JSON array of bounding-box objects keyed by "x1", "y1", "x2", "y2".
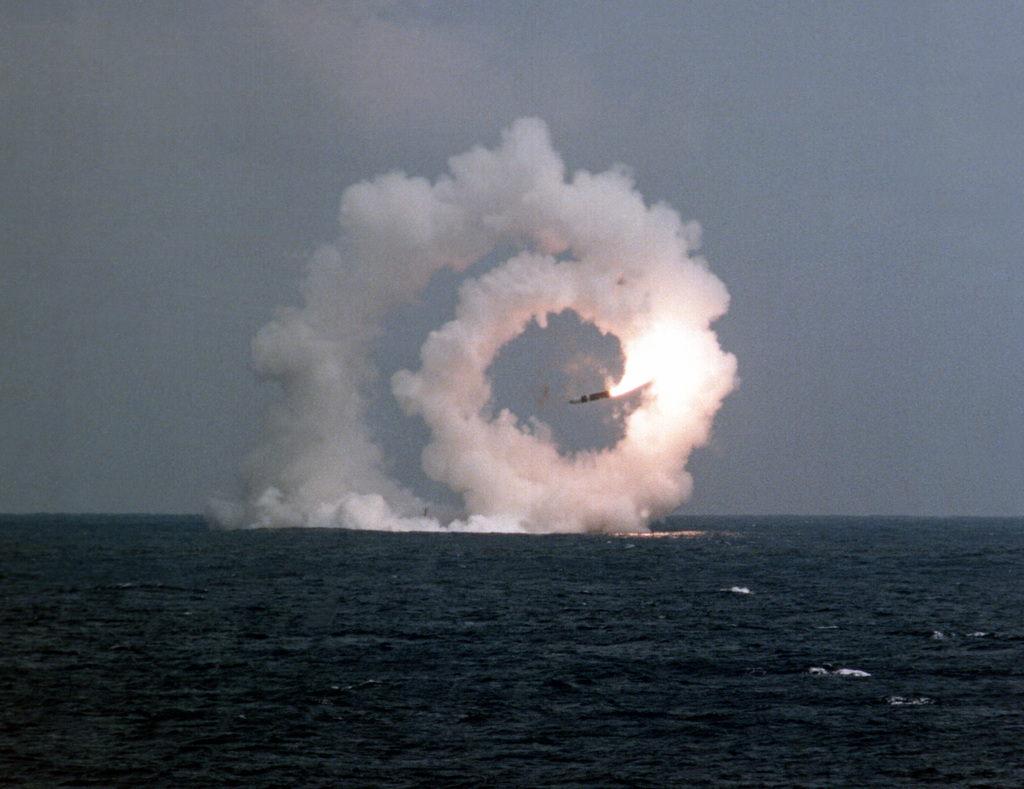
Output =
[
  {"x1": 569, "y1": 380, "x2": 653, "y2": 405},
  {"x1": 569, "y1": 389, "x2": 611, "y2": 405}
]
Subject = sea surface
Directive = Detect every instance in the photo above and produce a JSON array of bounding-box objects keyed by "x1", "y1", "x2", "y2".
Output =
[{"x1": 1, "y1": 514, "x2": 1022, "y2": 788}]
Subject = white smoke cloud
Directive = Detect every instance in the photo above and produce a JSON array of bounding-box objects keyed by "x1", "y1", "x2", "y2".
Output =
[{"x1": 209, "y1": 118, "x2": 737, "y2": 533}]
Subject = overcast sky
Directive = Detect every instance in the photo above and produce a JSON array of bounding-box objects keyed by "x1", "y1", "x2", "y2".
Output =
[{"x1": 2, "y1": 1, "x2": 1022, "y2": 517}]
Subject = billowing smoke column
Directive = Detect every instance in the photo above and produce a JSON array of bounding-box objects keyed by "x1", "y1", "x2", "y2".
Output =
[{"x1": 209, "y1": 118, "x2": 737, "y2": 533}]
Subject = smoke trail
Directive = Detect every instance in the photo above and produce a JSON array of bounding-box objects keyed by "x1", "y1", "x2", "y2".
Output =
[{"x1": 208, "y1": 118, "x2": 737, "y2": 533}]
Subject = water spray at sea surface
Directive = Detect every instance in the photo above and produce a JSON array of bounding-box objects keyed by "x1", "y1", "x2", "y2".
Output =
[{"x1": 209, "y1": 119, "x2": 737, "y2": 532}]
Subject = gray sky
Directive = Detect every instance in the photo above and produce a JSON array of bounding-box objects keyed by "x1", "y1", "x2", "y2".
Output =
[{"x1": 2, "y1": 1, "x2": 1022, "y2": 517}]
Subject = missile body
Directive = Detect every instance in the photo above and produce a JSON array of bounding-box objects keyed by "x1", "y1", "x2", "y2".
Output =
[{"x1": 569, "y1": 389, "x2": 611, "y2": 405}]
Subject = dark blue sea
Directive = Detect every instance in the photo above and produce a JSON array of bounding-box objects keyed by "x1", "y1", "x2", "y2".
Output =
[{"x1": 1, "y1": 515, "x2": 1022, "y2": 788}]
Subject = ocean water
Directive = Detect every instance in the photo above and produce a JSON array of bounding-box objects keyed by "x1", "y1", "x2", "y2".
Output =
[{"x1": 1, "y1": 515, "x2": 1022, "y2": 788}]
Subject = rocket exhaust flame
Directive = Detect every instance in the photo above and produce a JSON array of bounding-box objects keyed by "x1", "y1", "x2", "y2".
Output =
[{"x1": 209, "y1": 119, "x2": 737, "y2": 534}]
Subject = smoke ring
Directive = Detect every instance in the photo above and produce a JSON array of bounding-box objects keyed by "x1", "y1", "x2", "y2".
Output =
[
  {"x1": 392, "y1": 243, "x2": 734, "y2": 534},
  {"x1": 214, "y1": 118, "x2": 737, "y2": 533}
]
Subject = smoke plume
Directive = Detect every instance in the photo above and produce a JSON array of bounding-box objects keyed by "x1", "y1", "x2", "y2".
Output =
[{"x1": 209, "y1": 119, "x2": 737, "y2": 532}]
